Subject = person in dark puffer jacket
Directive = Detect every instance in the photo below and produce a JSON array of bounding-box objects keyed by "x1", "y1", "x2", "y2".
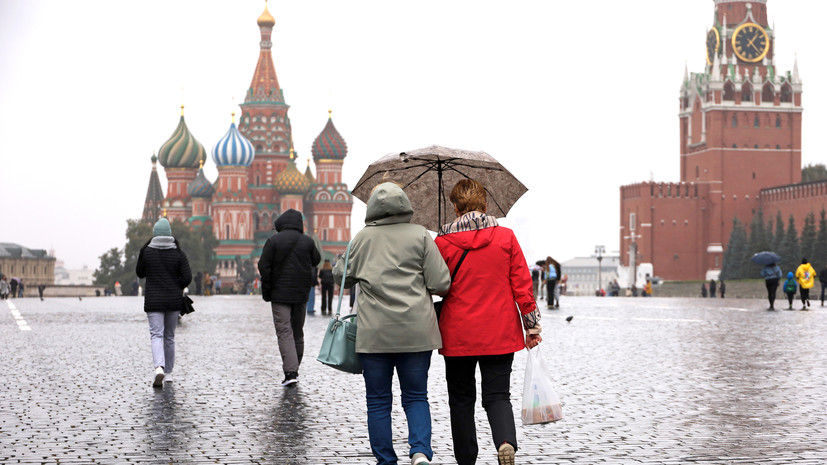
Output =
[
  {"x1": 258, "y1": 209, "x2": 321, "y2": 386},
  {"x1": 136, "y1": 218, "x2": 192, "y2": 388}
]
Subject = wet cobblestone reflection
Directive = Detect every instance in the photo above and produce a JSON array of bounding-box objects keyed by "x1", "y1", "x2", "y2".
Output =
[{"x1": 1, "y1": 296, "x2": 826, "y2": 463}]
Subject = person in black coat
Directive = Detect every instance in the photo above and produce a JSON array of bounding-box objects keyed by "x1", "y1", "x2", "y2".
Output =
[
  {"x1": 258, "y1": 209, "x2": 321, "y2": 386},
  {"x1": 136, "y1": 218, "x2": 192, "y2": 388},
  {"x1": 318, "y1": 260, "x2": 335, "y2": 315}
]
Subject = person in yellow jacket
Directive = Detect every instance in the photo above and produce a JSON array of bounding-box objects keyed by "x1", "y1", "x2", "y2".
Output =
[{"x1": 795, "y1": 258, "x2": 817, "y2": 309}]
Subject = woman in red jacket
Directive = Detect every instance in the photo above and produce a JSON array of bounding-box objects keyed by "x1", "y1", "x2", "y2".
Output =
[{"x1": 435, "y1": 179, "x2": 542, "y2": 465}]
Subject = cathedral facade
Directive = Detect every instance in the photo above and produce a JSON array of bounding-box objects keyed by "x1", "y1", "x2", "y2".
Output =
[
  {"x1": 620, "y1": 0, "x2": 808, "y2": 282},
  {"x1": 142, "y1": 3, "x2": 352, "y2": 283}
]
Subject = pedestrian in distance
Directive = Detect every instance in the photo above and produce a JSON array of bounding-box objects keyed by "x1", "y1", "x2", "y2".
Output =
[
  {"x1": 435, "y1": 179, "x2": 542, "y2": 465},
  {"x1": 761, "y1": 262, "x2": 783, "y2": 310},
  {"x1": 318, "y1": 260, "x2": 335, "y2": 315},
  {"x1": 258, "y1": 209, "x2": 321, "y2": 387},
  {"x1": 709, "y1": 278, "x2": 717, "y2": 298},
  {"x1": 215, "y1": 276, "x2": 222, "y2": 295},
  {"x1": 544, "y1": 258, "x2": 558, "y2": 309},
  {"x1": 136, "y1": 217, "x2": 192, "y2": 388},
  {"x1": 0, "y1": 275, "x2": 9, "y2": 300},
  {"x1": 194, "y1": 271, "x2": 203, "y2": 296},
  {"x1": 37, "y1": 284, "x2": 46, "y2": 300},
  {"x1": 9, "y1": 278, "x2": 17, "y2": 299},
  {"x1": 820, "y1": 265, "x2": 827, "y2": 306},
  {"x1": 719, "y1": 279, "x2": 725, "y2": 298},
  {"x1": 701, "y1": 282, "x2": 708, "y2": 298},
  {"x1": 795, "y1": 258, "x2": 816, "y2": 309},
  {"x1": 333, "y1": 182, "x2": 451, "y2": 465},
  {"x1": 783, "y1": 271, "x2": 798, "y2": 310},
  {"x1": 530, "y1": 264, "x2": 541, "y2": 301}
]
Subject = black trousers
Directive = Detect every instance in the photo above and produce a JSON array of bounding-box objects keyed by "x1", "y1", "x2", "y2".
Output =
[
  {"x1": 320, "y1": 284, "x2": 334, "y2": 313},
  {"x1": 546, "y1": 279, "x2": 558, "y2": 306},
  {"x1": 786, "y1": 291, "x2": 795, "y2": 307},
  {"x1": 821, "y1": 284, "x2": 827, "y2": 304},
  {"x1": 444, "y1": 353, "x2": 517, "y2": 465},
  {"x1": 800, "y1": 287, "x2": 810, "y2": 305},
  {"x1": 766, "y1": 278, "x2": 779, "y2": 307}
]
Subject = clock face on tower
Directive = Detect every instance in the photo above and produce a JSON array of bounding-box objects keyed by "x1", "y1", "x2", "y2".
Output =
[
  {"x1": 706, "y1": 28, "x2": 720, "y2": 65},
  {"x1": 732, "y1": 22, "x2": 769, "y2": 63}
]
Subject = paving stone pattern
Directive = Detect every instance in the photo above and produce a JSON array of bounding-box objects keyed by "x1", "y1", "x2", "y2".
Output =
[{"x1": 1, "y1": 295, "x2": 826, "y2": 464}]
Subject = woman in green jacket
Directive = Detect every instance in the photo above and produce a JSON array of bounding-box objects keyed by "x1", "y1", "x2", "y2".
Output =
[{"x1": 334, "y1": 182, "x2": 451, "y2": 465}]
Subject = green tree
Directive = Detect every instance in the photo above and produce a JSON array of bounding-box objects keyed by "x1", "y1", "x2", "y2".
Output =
[
  {"x1": 800, "y1": 211, "x2": 817, "y2": 264},
  {"x1": 93, "y1": 247, "x2": 125, "y2": 291},
  {"x1": 173, "y1": 220, "x2": 218, "y2": 292},
  {"x1": 801, "y1": 163, "x2": 827, "y2": 183},
  {"x1": 815, "y1": 209, "x2": 827, "y2": 268},
  {"x1": 771, "y1": 210, "x2": 785, "y2": 257},
  {"x1": 721, "y1": 217, "x2": 749, "y2": 279},
  {"x1": 748, "y1": 209, "x2": 770, "y2": 260},
  {"x1": 778, "y1": 215, "x2": 800, "y2": 275}
]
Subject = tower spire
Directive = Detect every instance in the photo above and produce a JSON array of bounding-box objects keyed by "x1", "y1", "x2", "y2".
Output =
[
  {"x1": 246, "y1": 1, "x2": 282, "y2": 103},
  {"x1": 792, "y1": 53, "x2": 801, "y2": 84}
]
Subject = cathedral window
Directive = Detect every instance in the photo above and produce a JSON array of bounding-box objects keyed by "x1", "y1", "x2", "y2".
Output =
[
  {"x1": 754, "y1": 116, "x2": 760, "y2": 128},
  {"x1": 226, "y1": 225, "x2": 230, "y2": 240}
]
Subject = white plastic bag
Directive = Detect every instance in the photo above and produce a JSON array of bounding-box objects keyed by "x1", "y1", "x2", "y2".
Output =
[{"x1": 521, "y1": 347, "x2": 564, "y2": 425}]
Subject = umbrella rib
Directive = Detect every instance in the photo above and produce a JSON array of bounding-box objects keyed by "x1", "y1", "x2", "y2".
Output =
[{"x1": 351, "y1": 162, "x2": 440, "y2": 192}]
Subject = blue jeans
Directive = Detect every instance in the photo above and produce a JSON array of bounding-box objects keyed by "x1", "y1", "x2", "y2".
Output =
[
  {"x1": 360, "y1": 351, "x2": 433, "y2": 465},
  {"x1": 307, "y1": 287, "x2": 316, "y2": 313}
]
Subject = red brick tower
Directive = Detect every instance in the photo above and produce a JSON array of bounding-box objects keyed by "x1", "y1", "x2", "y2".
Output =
[
  {"x1": 620, "y1": 0, "x2": 802, "y2": 282},
  {"x1": 142, "y1": 154, "x2": 165, "y2": 224},
  {"x1": 307, "y1": 110, "x2": 353, "y2": 257},
  {"x1": 238, "y1": 1, "x2": 292, "y2": 236}
]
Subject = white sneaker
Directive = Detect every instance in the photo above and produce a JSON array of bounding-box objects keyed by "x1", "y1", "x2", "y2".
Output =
[
  {"x1": 411, "y1": 452, "x2": 430, "y2": 465},
  {"x1": 163, "y1": 373, "x2": 173, "y2": 383},
  {"x1": 152, "y1": 367, "x2": 165, "y2": 387}
]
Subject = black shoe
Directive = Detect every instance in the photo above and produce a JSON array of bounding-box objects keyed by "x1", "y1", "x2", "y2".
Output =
[{"x1": 281, "y1": 372, "x2": 298, "y2": 387}]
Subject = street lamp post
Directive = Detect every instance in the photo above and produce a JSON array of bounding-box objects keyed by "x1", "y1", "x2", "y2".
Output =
[{"x1": 595, "y1": 245, "x2": 605, "y2": 295}]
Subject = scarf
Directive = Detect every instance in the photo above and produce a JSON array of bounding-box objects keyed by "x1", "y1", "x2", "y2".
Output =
[
  {"x1": 148, "y1": 236, "x2": 177, "y2": 250},
  {"x1": 439, "y1": 211, "x2": 498, "y2": 236}
]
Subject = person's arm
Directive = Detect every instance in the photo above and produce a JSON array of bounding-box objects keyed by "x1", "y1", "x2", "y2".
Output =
[
  {"x1": 136, "y1": 246, "x2": 148, "y2": 279},
  {"x1": 258, "y1": 238, "x2": 275, "y2": 301},
  {"x1": 423, "y1": 234, "x2": 451, "y2": 297},
  {"x1": 178, "y1": 250, "x2": 192, "y2": 289},
  {"x1": 507, "y1": 232, "x2": 542, "y2": 348}
]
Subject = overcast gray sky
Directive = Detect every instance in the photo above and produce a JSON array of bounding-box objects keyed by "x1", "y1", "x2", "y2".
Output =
[{"x1": 1, "y1": 0, "x2": 824, "y2": 269}]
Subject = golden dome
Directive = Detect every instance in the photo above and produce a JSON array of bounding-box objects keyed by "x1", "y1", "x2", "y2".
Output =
[{"x1": 257, "y1": 1, "x2": 275, "y2": 28}]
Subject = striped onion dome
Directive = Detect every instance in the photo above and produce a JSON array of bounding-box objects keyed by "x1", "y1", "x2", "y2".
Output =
[
  {"x1": 311, "y1": 112, "x2": 347, "y2": 161},
  {"x1": 274, "y1": 156, "x2": 310, "y2": 195},
  {"x1": 211, "y1": 120, "x2": 255, "y2": 167},
  {"x1": 188, "y1": 167, "x2": 215, "y2": 198},
  {"x1": 158, "y1": 111, "x2": 207, "y2": 169}
]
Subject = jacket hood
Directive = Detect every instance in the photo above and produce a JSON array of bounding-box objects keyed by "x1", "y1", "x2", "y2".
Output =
[
  {"x1": 365, "y1": 183, "x2": 414, "y2": 226},
  {"x1": 439, "y1": 211, "x2": 498, "y2": 250},
  {"x1": 788, "y1": 271, "x2": 795, "y2": 279},
  {"x1": 275, "y1": 209, "x2": 304, "y2": 233}
]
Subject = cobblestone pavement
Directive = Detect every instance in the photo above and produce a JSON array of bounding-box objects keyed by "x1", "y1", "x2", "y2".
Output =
[{"x1": 1, "y1": 294, "x2": 826, "y2": 464}]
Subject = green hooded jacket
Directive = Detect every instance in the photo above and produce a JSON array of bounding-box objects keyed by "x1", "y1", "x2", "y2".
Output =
[{"x1": 333, "y1": 183, "x2": 451, "y2": 353}]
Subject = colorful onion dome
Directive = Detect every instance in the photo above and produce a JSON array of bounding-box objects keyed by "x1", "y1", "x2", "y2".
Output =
[
  {"x1": 274, "y1": 154, "x2": 311, "y2": 195},
  {"x1": 257, "y1": 1, "x2": 275, "y2": 28},
  {"x1": 158, "y1": 108, "x2": 207, "y2": 169},
  {"x1": 211, "y1": 117, "x2": 255, "y2": 167},
  {"x1": 188, "y1": 166, "x2": 215, "y2": 198},
  {"x1": 312, "y1": 111, "x2": 348, "y2": 161}
]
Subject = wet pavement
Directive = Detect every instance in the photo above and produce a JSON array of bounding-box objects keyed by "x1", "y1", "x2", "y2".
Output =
[{"x1": 1, "y1": 295, "x2": 826, "y2": 464}]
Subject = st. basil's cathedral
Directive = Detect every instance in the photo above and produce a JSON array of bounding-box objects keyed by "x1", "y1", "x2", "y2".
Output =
[{"x1": 141, "y1": 3, "x2": 352, "y2": 282}]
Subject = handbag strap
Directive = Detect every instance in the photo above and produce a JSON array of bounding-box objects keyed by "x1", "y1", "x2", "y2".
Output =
[
  {"x1": 451, "y1": 249, "x2": 470, "y2": 282},
  {"x1": 334, "y1": 241, "x2": 353, "y2": 319}
]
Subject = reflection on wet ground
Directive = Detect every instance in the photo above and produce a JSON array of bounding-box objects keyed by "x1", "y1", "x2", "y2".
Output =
[{"x1": 1, "y1": 295, "x2": 826, "y2": 463}]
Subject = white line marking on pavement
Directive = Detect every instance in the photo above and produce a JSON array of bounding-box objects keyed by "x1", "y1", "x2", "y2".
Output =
[{"x1": 6, "y1": 300, "x2": 31, "y2": 331}]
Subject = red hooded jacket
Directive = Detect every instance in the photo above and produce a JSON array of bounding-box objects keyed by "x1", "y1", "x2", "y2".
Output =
[{"x1": 435, "y1": 222, "x2": 537, "y2": 357}]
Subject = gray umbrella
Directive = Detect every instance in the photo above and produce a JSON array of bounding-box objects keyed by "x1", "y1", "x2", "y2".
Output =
[{"x1": 351, "y1": 145, "x2": 528, "y2": 232}]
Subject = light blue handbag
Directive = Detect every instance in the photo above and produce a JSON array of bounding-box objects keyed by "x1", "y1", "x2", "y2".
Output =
[{"x1": 316, "y1": 241, "x2": 362, "y2": 374}]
